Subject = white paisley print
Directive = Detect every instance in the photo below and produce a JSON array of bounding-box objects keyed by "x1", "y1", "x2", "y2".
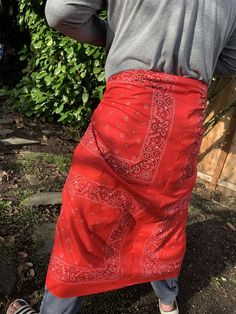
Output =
[
  {"x1": 141, "y1": 195, "x2": 190, "y2": 278},
  {"x1": 49, "y1": 172, "x2": 148, "y2": 284},
  {"x1": 46, "y1": 70, "x2": 208, "y2": 297},
  {"x1": 80, "y1": 70, "x2": 176, "y2": 184}
]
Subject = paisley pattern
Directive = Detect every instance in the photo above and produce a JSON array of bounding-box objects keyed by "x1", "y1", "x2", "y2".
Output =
[
  {"x1": 177, "y1": 86, "x2": 207, "y2": 186},
  {"x1": 49, "y1": 172, "x2": 149, "y2": 284},
  {"x1": 141, "y1": 195, "x2": 191, "y2": 278},
  {"x1": 46, "y1": 70, "x2": 208, "y2": 298},
  {"x1": 49, "y1": 211, "x2": 132, "y2": 283},
  {"x1": 81, "y1": 70, "x2": 176, "y2": 183},
  {"x1": 65, "y1": 172, "x2": 148, "y2": 214}
]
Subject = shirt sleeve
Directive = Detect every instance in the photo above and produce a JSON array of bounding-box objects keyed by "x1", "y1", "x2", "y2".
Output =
[
  {"x1": 45, "y1": 0, "x2": 106, "y2": 47},
  {"x1": 214, "y1": 27, "x2": 236, "y2": 76}
]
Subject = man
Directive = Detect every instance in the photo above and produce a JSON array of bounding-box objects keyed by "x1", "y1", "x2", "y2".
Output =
[{"x1": 8, "y1": 1, "x2": 236, "y2": 313}]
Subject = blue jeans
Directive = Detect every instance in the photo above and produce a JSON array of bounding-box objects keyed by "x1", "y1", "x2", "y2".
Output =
[{"x1": 39, "y1": 278, "x2": 178, "y2": 314}]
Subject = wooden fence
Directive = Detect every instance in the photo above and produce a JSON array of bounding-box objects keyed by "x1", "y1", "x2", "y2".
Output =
[{"x1": 197, "y1": 77, "x2": 236, "y2": 196}]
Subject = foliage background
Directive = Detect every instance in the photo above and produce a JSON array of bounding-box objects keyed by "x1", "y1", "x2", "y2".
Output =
[
  {"x1": 0, "y1": 1, "x2": 235, "y2": 130},
  {"x1": 0, "y1": 0, "x2": 106, "y2": 128}
]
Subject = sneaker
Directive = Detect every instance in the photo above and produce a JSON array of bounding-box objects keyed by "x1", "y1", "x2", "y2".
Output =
[{"x1": 158, "y1": 298, "x2": 179, "y2": 314}]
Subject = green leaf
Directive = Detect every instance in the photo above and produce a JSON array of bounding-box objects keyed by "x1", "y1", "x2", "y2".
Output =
[
  {"x1": 36, "y1": 71, "x2": 47, "y2": 79},
  {"x1": 47, "y1": 38, "x2": 53, "y2": 46},
  {"x1": 19, "y1": 55, "x2": 28, "y2": 61},
  {"x1": 97, "y1": 71, "x2": 105, "y2": 82},
  {"x1": 54, "y1": 66, "x2": 61, "y2": 76},
  {"x1": 80, "y1": 71, "x2": 86, "y2": 78},
  {"x1": 33, "y1": 40, "x2": 43, "y2": 49},
  {"x1": 55, "y1": 103, "x2": 64, "y2": 114},
  {"x1": 93, "y1": 66, "x2": 101, "y2": 74},
  {"x1": 85, "y1": 46, "x2": 96, "y2": 56},
  {"x1": 82, "y1": 92, "x2": 89, "y2": 104}
]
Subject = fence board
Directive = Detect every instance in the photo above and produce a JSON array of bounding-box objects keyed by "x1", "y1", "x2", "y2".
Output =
[
  {"x1": 219, "y1": 115, "x2": 236, "y2": 184},
  {"x1": 197, "y1": 77, "x2": 236, "y2": 196}
]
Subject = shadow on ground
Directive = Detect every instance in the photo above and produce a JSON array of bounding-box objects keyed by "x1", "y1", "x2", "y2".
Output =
[{"x1": 76, "y1": 210, "x2": 236, "y2": 314}]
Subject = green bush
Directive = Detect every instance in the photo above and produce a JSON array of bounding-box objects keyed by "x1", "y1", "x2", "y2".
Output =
[{"x1": 7, "y1": 0, "x2": 106, "y2": 128}]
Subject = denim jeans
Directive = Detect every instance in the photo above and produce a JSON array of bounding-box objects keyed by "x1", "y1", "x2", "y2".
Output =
[{"x1": 39, "y1": 278, "x2": 178, "y2": 314}]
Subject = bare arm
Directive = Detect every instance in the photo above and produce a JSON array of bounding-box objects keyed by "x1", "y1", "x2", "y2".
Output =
[
  {"x1": 45, "y1": 0, "x2": 106, "y2": 47},
  {"x1": 214, "y1": 27, "x2": 236, "y2": 76}
]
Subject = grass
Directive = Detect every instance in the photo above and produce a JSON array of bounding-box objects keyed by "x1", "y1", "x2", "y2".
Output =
[
  {"x1": 0, "y1": 200, "x2": 12, "y2": 210},
  {"x1": 17, "y1": 151, "x2": 70, "y2": 174},
  {"x1": 211, "y1": 276, "x2": 221, "y2": 288}
]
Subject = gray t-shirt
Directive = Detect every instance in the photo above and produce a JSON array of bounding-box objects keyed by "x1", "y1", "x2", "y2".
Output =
[{"x1": 45, "y1": 0, "x2": 236, "y2": 84}]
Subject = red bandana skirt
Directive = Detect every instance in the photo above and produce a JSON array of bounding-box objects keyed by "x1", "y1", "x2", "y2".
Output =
[{"x1": 46, "y1": 70, "x2": 207, "y2": 298}]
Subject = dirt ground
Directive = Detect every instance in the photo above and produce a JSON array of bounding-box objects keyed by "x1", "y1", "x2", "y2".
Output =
[{"x1": 0, "y1": 99, "x2": 235, "y2": 314}]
